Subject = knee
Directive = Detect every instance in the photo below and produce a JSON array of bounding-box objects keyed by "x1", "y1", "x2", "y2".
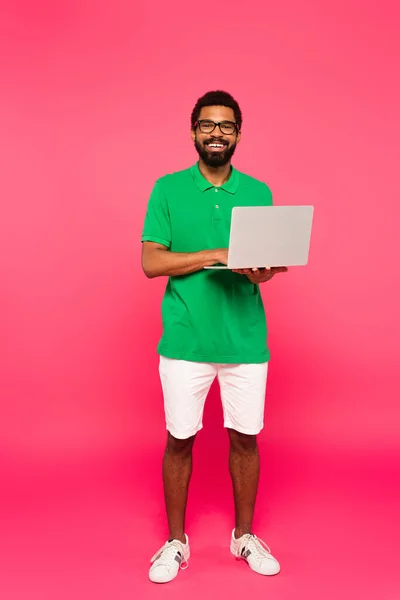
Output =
[
  {"x1": 228, "y1": 429, "x2": 258, "y2": 452},
  {"x1": 166, "y1": 432, "x2": 195, "y2": 456}
]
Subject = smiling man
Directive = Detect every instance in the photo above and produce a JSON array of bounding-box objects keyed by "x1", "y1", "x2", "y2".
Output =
[{"x1": 142, "y1": 91, "x2": 286, "y2": 584}]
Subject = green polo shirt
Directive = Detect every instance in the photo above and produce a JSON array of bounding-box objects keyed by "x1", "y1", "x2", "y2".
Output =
[{"x1": 142, "y1": 163, "x2": 273, "y2": 364}]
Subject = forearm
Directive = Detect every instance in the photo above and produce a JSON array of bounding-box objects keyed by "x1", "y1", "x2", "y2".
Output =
[{"x1": 143, "y1": 248, "x2": 219, "y2": 278}]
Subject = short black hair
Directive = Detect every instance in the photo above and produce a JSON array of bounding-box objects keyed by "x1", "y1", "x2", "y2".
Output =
[{"x1": 191, "y1": 90, "x2": 242, "y2": 131}]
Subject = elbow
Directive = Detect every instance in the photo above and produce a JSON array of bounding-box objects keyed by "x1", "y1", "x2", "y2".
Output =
[
  {"x1": 142, "y1": 246, "x2": 167, "y2": 279},
  {"x1": 142, "y1": 262, "x2": 157, "y2": 279}
]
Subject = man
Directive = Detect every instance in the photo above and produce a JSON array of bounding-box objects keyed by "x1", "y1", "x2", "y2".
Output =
[{"x1": 142, "y1": 90, "x2": 287, "y2": 584}]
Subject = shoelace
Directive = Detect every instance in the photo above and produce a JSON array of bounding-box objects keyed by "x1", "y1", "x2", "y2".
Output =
[
  {"x1": 237, "y1": 534, "x2": 273, "y2": 560},
  {"x1": 150, "y1": 540, "x2": 189, "y2": 570}
]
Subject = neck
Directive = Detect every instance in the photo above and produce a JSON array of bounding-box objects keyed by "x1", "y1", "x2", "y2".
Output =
[{"x1": 198, "y1": 159, "x2": 232, "y2": 187}]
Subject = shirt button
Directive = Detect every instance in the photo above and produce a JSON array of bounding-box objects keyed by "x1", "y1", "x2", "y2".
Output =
[
  {"x1": 215, "y1": 188, "x2": 219, "y2": 192},
  {"x1": 215, "y1": 204, "x2": 219, "y2": 209}
]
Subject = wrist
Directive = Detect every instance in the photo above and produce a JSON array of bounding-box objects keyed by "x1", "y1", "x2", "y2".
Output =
[{"x1": 200, "y1": 249, "x2": 218, "y2": 266}]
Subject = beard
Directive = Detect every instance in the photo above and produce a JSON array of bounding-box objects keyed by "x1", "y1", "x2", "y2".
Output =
[{"x1": 194, "y1": 139, "x2": 237, "y2": 167}]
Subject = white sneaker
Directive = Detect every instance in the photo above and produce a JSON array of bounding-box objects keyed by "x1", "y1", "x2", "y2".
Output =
[
  {"x1": 230, "y1": 530, "x2": 280, "y2": 576},
  {"x1": 149, "y1": 535, "x2": 190, "y2": 583}
]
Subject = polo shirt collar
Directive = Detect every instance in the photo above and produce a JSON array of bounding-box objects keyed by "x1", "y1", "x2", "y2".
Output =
[{"x1": 191, "y1": 163, "x2": 239, "y2": 194}]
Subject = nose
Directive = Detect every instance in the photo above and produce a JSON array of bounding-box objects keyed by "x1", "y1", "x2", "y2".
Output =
[
  {"x1": 211, "y1": 128, "x2": 225, "y2": 139},
  {"x1": 214, "y1": 124, "x2": 226, "y2": 135}
]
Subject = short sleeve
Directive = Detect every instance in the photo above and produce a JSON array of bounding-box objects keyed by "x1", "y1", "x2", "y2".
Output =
[
  {"x1": 264, "y1": 183, "x2": 273, "y2": 206},
  {"x1": 141, "y1": 180, "x2": 171, "y2": 248}
]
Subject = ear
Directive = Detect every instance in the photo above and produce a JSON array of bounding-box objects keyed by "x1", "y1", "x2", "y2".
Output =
[
  {"x1": 190, "y1": 128, "x2": 196, "y2": 143},
  {"x1": 236, "y1": 130, "x2": 242, "y2": 144}
]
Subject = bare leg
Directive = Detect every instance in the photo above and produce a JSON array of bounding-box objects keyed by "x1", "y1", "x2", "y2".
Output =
[
  {"x1": 228, "y1": 428, "x2": 259, "y2": 539},
  {"x1": 162, "y1": 432, "x2": 196, "y2": 543}
]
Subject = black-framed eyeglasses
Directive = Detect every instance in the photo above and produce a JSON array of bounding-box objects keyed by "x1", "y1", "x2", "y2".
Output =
[{"x1": 194, "y1": 120, "x2": 238, "y2": 135}]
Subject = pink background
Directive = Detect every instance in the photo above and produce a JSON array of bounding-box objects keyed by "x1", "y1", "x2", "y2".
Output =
[{"x1": 1, "y1": 1, "x2": 399, "y2": 598}]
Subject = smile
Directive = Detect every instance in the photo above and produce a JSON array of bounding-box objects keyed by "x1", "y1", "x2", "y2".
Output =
[{"x1": 205, "y1": 143, "x2": 227, "y2": 152}]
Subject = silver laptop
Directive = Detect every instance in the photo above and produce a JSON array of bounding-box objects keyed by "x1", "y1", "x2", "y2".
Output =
[{"x1": 205, "y1": 205, "x2": 314, "y2": 269}]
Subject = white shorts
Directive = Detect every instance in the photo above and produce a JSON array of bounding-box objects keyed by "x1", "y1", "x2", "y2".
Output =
[{"x1": 159, "y1": 356, "x2": 269, "y2": 439}]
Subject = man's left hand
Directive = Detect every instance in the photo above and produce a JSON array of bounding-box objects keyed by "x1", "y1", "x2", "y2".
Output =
[{"x1": 232, "y1": 266, "x2": 288, "y2": 284}]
